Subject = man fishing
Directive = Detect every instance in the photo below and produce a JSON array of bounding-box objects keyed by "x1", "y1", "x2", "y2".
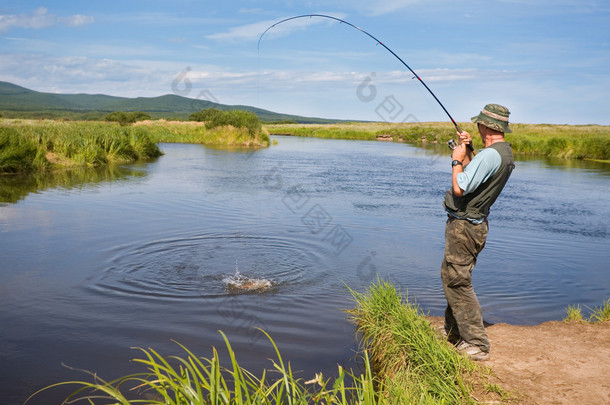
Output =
[
  {"x1": 260, "y1": 16, "x2": 516, "y2": 360},
  {"x1": 441, "y1": 104, "x2": 515, "y2": 361}
]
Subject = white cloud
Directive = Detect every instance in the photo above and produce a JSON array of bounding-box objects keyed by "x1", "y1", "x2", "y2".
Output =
[
  {"x1": 66, "y1": 14, "x2": 94, "y2": 27},
  {"x1": 0, "y1": 52, "x2": 607, "y2": 124},
  {"x1": 208, "y1": 13, "x2": 347, "y2": 43},
  {"x1": 362, "y1": 0, "x2": 423, "y2": 16},
  {"x1": 207, "y1": 18, "x2": 280, "y2": 42},
  {"x1": 0, "y1": 7, "x2": 93, "y2": 32}
]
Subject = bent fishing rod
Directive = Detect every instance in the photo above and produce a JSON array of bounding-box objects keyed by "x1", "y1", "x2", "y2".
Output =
[{"x1": 258, "y1": 14, "x2": 475, "y2": 154}]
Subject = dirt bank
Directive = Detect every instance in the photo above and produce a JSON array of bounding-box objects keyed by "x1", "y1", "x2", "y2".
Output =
[{"x1": 429, "y1": 317, "x2": 610, "y2": 404}]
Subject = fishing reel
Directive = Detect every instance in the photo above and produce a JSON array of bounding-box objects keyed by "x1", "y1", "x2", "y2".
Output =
[{"x1": 448, "y1": 138, "x2": 476, "y2": 155}]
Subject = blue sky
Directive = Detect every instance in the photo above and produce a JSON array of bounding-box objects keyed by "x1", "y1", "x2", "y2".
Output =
[{"x1": 1, "y1": 1, "x2": 609, "y2": 124}]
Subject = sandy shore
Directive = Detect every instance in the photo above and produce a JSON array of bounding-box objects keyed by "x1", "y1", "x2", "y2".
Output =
[{"x1": 428, "y1": 317, "x2": 610, "y2": 404}]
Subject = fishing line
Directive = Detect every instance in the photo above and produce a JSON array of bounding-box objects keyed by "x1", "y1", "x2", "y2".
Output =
[{"x1": 258, "y1": 14, "x2": 474, "y2": 152}]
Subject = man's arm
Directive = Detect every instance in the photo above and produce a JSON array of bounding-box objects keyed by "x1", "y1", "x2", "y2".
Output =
[
  {"x1": 451, "y1": 130, "x2": 473, "y2": 197},
  {"x1": 451, "y1": 144, "x2": 467, "y2": 197},
  {"x1": 453, "y1": 148, "x2": 502, "y2": 197},
  {"x1": 458, "y1": 130, "x2": 473, "y2": 166}
]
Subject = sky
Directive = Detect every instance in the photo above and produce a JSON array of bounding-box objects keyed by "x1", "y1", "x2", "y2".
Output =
[{"x1": 1, "y1": 1, "x2": 609, "y2": 125}]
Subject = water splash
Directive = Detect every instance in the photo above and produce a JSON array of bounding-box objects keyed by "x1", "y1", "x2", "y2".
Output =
[{"x1": 222, "y1": 261, "x2": 273, "y2": 293}]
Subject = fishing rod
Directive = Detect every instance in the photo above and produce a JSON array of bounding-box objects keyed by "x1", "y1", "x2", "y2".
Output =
[{"x1": 258, "y1": 14, "x2": 475, "y2": 154}]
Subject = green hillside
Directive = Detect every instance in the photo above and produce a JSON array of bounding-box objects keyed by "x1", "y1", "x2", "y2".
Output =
[{"x1": 0, "y1": 81, "x2": 340, "y2": 123}]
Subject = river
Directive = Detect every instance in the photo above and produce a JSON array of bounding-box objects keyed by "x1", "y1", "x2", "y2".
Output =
[{"x1": 1, "y1": 135, "x2": 609, "y2": 403}]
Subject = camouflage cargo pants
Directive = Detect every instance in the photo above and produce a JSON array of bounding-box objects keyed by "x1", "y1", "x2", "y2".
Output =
[{"x1": 441, "y1": 216, "x2": 490, "y2": 353}]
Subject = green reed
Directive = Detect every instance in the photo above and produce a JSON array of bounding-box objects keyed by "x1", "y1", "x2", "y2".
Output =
[
  {"x1": 27, "y1": 330, "x2": 379, "y2": 405},
  {"x1": 0, "y1": 120, "x2": 162, "y2": 173}
]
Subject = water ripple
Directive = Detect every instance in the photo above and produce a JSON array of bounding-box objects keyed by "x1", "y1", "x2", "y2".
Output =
[{"x1": 86, "y1": 232, "x2": 327, "y2": 300}]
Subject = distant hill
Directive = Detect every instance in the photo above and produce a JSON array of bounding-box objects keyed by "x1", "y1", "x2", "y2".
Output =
[{"x1": 0, "y1": 81, "x2": 341, "y2": 123}]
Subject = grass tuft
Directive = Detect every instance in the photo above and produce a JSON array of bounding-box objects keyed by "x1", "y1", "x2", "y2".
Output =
[
  {"x1": 563, "y1": 304, "x2": 585, "y2": 323},
  {"x1": 563, "y1": 300, "x2": 610, "y2": 323},
  {"x1": 588, "y1": 298, "x2": 610, "y2": 323},
  {"x1": 346, "y1": 278, "x2": 507, "y2": 404}
]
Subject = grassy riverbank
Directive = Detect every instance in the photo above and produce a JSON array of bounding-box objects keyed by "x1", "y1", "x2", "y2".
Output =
[
  {"x1": 134, "y1": 119, "x2": 270, "y2": 147},
  {"x1": 0, "y1": 119, "x2": 270, "y2": 173},
  {"x1": 348, "y1": 280, "x2": 507, "y2": 404},
  {"x1": 267, "y1": 122, "x2": 610, "y2": 161},
  {"x1": 29, "y1": 280, "x2": 511, "y2": 404},
  {"x1": 0, "y1": 120, "x2": 161, "y2": 173}
]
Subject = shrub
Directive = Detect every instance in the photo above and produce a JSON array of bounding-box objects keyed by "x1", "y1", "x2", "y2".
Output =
[
  {"x1": 105, "y1": 111, "x2": 152, "y2": 126},
  {"x1": 190, "y1": 108, "x2": 262, "y2": 137}
]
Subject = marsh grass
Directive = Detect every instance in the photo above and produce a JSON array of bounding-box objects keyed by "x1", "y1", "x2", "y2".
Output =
[
  {"x1": 135, "y1": 120, "x2": 270, "y2": 147},
  {"x1": 347, "y1": 279, "x2": 507, "y2": 404},
  {"x1": 0, "y1": 119, "x2": 270, "y2": 173},
  {"x1": 27, "y1": 330, "x2": 379, "y2": 405},
  {"x1": 267, "y1": 122, "x2": 610, "y2": 161},
  {"x1": 0, "y1": 127, "x2": 43, "y2": 172},
  {"x1": 0, "y1": 120, "x2": 162, "y2": 173}
]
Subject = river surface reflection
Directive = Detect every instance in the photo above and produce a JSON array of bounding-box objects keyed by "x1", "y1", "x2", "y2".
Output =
[{"x1": 1, "y1": 136, "x2": 609, "y2": 403}]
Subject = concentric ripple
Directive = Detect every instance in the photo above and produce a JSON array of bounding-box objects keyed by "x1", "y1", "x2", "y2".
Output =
[{"x1": 87, "y1": 232, "x2": 326, "y2": 300}]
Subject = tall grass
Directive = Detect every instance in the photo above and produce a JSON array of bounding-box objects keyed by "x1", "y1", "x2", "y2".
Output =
[
  {"x1": 267, "y1": 122, "x2": 610, "y2": 161},
  {"x1": 347, "y1": 279, "x2": 501, "y2": 404},
  {"x1": 0, "y1": 127, "x2": 45, "y2": 172},
  {"x1": 0, "y1": 119, "x2": 270, "y2": 173},
  {"x1": 27, "y1": 330, "x2": 379, "y2": 405},
  {"x1": 0, "y1": 120, "x2": 162, "y2": 173},
  {"x1": 135, "y1": 120, "x2": 270, "y2": 147}
]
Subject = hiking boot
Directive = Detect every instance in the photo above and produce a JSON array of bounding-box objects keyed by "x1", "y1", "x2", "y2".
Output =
[{"x1": 456, "y1": 340, "x2": 490, "y2": 361}]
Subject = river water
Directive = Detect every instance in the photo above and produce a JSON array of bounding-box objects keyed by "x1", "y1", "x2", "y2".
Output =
[{"x1": 1, "y1": 136, "x2": 609, "y2": 403}]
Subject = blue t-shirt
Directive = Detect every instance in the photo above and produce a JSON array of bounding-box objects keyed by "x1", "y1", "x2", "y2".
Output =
[
  {"x1": 447, "y1": 147, "x2": 502, "y2": 224},
  {"x1": 456, "y1": 147, "x2": 502, "y2": 195}
]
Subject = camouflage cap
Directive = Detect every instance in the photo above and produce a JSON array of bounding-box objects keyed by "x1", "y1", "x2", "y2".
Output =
[{"x1": 471, "y1": 104, "x2": 512, "y2": 133}]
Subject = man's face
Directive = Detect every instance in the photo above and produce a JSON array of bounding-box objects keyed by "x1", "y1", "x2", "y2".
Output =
[{"x1": 477, "y1": 123, "x2": 487, "y2": 141}]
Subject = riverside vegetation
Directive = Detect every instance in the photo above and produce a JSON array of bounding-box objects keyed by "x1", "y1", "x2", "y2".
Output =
[
  {"x1": 267, "y1": 122, "x2": 610, "y2": 162},
  {"x1": 2, "y1": 118, "x2": 608, "y2": 173},
  {"x1": 28, "y1": 280, "x2": 514, "y2": 405},
  {"x1": 0, "y1": 110, "x2": 269, "y2": 174}
]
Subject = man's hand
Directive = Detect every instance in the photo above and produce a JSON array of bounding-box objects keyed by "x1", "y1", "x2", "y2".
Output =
[
  {"x1": 452, "y1": 143, "x2": 467, "y2": 163},
  {"x1": 454, "y1": 130, "x2": 473, "y2": 164},
  {"x1": 458, "y1": 130, "x2": 472, "y2": 146},
  {"x1": 451, "y1": 133, "x2": 469, "y2": 197}
]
